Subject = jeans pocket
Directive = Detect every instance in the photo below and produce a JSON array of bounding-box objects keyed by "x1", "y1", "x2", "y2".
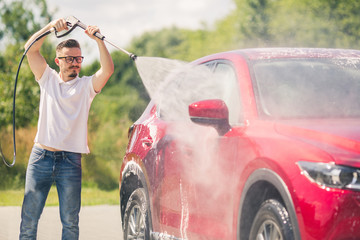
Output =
[
  {"x1": 64, "y1": 153, "x2": 82, "y2": 168},
  {"x1": 29, "y1": 147, "x2": 45, "y2": 165}
]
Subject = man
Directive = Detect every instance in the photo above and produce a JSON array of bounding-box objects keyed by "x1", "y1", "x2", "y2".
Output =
[{"x1": 19, "y1": 18, "x2": 114, "y2": 239}]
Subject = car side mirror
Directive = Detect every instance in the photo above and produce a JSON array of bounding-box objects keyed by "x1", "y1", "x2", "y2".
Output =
[{"x1": 189, "y1": 99, "x2": 231, "y2": 136}]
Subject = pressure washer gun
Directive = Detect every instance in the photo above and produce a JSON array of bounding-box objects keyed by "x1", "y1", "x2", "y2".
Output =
[{"x1": 62, "y1": 16, "x2": 137, "y2": 61}]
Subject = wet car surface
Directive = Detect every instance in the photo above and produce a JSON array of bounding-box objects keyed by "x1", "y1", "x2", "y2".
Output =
[{"x1": 119, "y1": 48, "x2": 360, "y2": 240}]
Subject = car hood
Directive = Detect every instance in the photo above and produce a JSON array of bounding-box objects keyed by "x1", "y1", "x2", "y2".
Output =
[{"x1": 274, "y1": 119, "x2": 360, "y2": 166}]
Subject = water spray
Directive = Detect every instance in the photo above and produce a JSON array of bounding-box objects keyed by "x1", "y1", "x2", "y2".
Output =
[{"x1": 0, "y1": 16, "x2": 138, "y2": 167}]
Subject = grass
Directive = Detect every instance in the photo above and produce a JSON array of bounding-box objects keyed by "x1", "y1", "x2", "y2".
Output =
[{"x1": 0, "y1": 186, "x2": 119, "y2": 206}]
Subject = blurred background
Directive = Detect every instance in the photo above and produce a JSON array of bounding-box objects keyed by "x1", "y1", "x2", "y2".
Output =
[{"x1": 1, "y1": 0, "x2": 360, "y2": 195}]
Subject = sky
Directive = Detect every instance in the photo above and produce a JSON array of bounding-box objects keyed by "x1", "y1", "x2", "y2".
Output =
[{"x1": 46, "y1": 0, "x2": 236, "y2": 64}]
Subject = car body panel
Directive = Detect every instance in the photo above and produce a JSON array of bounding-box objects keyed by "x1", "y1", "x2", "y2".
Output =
[{"x1": 120, "y1": 48, "x2": 360, "y2": 239}]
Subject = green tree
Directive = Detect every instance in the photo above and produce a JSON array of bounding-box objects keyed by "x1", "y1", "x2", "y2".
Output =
[
  {"x1": 226, "y1": 0, "x2": 360, "y2": 49},
  {"x1": 304, "y1": 0, "x2": 360, "y2": 48},
  {"x1": 0, "y1": 0, "x2": 51, "y2": 44},
  {"x1": 0, "y1": 0, "x2": 55, "y2": 129},
  {"x1": 0, "y1": 0, "x2": 54, "y2": 189}
]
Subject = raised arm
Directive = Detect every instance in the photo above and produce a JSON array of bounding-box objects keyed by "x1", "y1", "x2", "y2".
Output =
[
  {"x1": 25, "y1": 18, "x2": 68, "y2": 80},
  {"x1": 85, "y1": 26, "x2": 114, "y2": 93}
]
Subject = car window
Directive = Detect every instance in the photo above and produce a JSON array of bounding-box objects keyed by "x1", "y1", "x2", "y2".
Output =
[
  {"x1": 213, "y1": 62, "x2": 243, "y2": 125},
  {"x1": 157, "y1": 62, "x2": 219, "y2": 121},
  {"x1": 156, "y1": 60, "x2": 242, "y2": 124},
  {"x1": 253, "y1": 58, "x2": 360, "y2": 118}
]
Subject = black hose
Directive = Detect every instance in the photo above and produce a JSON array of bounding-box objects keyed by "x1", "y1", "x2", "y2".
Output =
[{"x1": 0, "y1": 29, "x2": 53, "y2": 167}]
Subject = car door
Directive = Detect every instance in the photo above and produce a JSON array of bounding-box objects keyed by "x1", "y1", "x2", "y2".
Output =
[
  {"x1": 147, "y1": 62, "x2": 227, "y2": 238},
  {"x1": 149, "y1": 60, "x2": 246, "y2": 239},
  {"x1": 158, "y1": 60, "x2": 245, "y2": 239},
  {"x1": 185, "y1": 61, "x2": 244, "y2": 239}
]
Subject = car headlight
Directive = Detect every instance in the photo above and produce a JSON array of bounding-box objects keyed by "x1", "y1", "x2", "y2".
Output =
[{"x1": 297, "y1": 161, "x2": 360, "y2": 190}]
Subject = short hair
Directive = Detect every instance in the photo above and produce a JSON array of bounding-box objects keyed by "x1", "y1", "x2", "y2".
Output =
[{"x1": 56, "y1": 39, "x2": 81, "y2": 53}]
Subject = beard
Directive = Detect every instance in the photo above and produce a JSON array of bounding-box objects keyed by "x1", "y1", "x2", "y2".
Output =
[
  {"x1": 69, "y1": 72, "x2": 78, "y2": 78},
  {"x1": 68, "y1": 66, "x2": 79, "y2": 78}
]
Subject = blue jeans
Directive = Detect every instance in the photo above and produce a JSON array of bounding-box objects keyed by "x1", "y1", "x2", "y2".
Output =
[{"x1": 20, "y1": 145, "x2": 82, "y2": 240}]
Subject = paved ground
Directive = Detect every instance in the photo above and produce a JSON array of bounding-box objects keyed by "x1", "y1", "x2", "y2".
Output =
[{"x1": 0, "y1": 205, "x2": 123, "y2": 240}]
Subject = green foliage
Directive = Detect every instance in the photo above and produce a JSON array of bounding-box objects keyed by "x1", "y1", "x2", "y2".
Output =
[
  {"x1": 0, "y1": 0, "x2": 55, "y2": 130},
  {"x1": 228, "y1": 0, "x2": 360, "y2": 49},
  {"x1": 0, "y1": 127, "x2": 32, "y2": 190},
  {"x1": 82, "y1": 154, "x2": 118, "y2": 191},
  {"x1": 0, "y1": 0, "x2": 51, "y2": 44},
  {"x1": 130, "y1": 27, "x2": 191, "y2": 59},
  {"x1": 0, "y1": 163, "x2": 26, "y2": 190}
]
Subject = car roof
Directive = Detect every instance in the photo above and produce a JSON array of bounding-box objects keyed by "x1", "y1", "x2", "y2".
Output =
[{"x1": 195, "y1": 48, "x2": 360, "y2": 62}]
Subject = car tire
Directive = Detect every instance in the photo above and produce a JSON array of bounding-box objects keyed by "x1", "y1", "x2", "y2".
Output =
[
  {"x1": 123, "y1": 188, "x2": 150, "y2": 240},
  {"x1": 249, "y1": 199, "x2": 294, "y2": 240}
]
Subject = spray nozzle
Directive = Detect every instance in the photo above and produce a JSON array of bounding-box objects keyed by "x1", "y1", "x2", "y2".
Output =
[{"x1": 130, "y1": 54, "x2": 137, "y2": 61}]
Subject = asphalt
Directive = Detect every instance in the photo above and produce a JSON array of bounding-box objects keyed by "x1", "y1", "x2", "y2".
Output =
[{"x1": 0, "y1": 205, "x2": 123, "y2": 240}]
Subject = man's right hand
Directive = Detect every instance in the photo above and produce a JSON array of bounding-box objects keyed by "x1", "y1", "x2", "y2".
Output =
[
  {"x1": 50, "y1": 18, "x2": 68, "y2": 33},
  {"x1": 24, "y1": 19, "x2": 68, "y2": 81}
]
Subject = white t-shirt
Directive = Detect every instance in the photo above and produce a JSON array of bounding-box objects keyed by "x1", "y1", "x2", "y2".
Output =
[{"x1": 34, "y1": 65, "x2": 97, "y2": 153}]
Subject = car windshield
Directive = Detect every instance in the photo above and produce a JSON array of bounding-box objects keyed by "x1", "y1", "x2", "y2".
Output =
[{"x1": 252, "y1": 58, "x2": 360, "y2": 119}]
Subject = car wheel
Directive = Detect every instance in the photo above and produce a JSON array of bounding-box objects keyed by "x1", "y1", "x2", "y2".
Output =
[
  {"x1": 249, "y1": 199, "x2": 294, "y2": 240},
  {"x1": 123, "y1": 188, "x2": 150, "y2": 240}
]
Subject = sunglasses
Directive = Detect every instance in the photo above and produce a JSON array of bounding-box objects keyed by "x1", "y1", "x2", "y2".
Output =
[{"x1": 58, "y1": 56, "x2": 84, "y2": 63}]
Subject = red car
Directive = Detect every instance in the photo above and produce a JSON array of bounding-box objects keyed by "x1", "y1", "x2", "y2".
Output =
[{"x1": 119, "y1": 48, "x2": 360, "y2": 240}]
